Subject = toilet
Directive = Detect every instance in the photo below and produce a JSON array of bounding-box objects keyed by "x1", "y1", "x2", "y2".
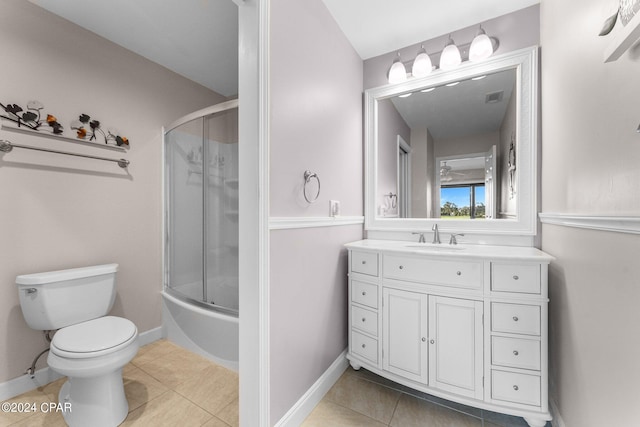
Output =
[{"x1": 16, "y1": 264, "x2": 139, "y2": 427}]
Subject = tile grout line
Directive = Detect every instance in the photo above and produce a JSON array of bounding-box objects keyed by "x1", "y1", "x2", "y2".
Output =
[{"x1": 386, "y1": 393, "x2": 402, "y2": 427}]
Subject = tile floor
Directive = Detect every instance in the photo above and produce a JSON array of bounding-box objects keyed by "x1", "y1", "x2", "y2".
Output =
[
  {"x1": 1, "y1": 340, "x2": 550, "y2": 427},
  {"x1": 302, "y1": 367, "x2": 552, "y2": 427},
  {"x1": 0, "y1": 340, "x2": 238, "y2": 427}
]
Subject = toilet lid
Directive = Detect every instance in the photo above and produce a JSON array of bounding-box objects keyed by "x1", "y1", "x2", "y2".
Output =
[{"x1": 51, "y1": 316, "x2": 137, "y2": 355}]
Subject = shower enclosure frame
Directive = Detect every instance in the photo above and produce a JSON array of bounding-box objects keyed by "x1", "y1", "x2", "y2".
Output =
[{"x1": 162, "y1": 99, "x2": 239, "y2": 317}]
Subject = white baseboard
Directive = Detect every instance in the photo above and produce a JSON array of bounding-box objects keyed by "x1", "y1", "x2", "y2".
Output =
[
  {"x1": 549, "y1": 398, "x2": 566, "y2": 427},
  {"x1": 0, "y1": 326, "x2": 163, "y2": 402},
  {"x1": 274, "y1": 349, "x2": 349, "y2": 427},
  {"x1": 138, "y1": 326, "x2": 164, "y2": 347},
  {"x1": 0, "y1": 366, "x2": 63, "y2": 402}
]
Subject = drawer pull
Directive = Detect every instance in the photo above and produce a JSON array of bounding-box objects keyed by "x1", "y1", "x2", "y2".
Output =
[
  {"x1": 399, "y1": 265, "x2": 404, "y2": 270},
  {"x1": 456, "y1": 271, "x2": 462, "y2": 276},
  {"x1": 361, "y1": 318, "x2": 366, "y2": 322},
  {"x1": 362, "y1": 344, "x2": 366, "y2": 348},
  {"x1": 362, "y1": 260, "x2": 366, "y2": 264},
  {"x1": 362, "y1": 291, "x2": 366, "y2": 296},
  {"x1": 513, "y1": 385, "x2": 519, "y2": 391},
  {"x1": 513, "y1": 275, "x2": 519, "y2": 280},
  {"x1": 513, "y1": 316, "x2": 519, "y2": 322},
  {"x1": 513, "y1": 350, "x2": 519, "y2": 356}
]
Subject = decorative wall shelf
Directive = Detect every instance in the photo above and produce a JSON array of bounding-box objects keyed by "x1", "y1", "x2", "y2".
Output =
[
  {"x1": 604, "y1": 8, "x2": 640, "y2": 62},
  {"x1": 1, "y1": 122, "x2": 127, "y2": 153}
]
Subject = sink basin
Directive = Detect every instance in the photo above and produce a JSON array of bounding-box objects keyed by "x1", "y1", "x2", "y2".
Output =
[{"x1": 405, "y1": 244, "x2": 466, "y2": 251}]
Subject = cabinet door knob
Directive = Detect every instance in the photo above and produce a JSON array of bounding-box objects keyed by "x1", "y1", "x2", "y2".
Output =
[
  {"x1": 421, "y1": 337, "x2": 426, "y2": 342},
  {"x1": 430, "y1": 339, "x2": 435, "y2": 344},
  {"x1": 399, "y1": 265, "x2": 404, "y2": 270},
  {"x1": 362, "y1": 344, "x2": 366, "y2": 348},
  {"x1": 513, "y1": 385, "x2": 519, "y2": 391},
  {"x1": 362, "y1": 291, "x2": 366, "y2": 296},
  {"x1": 513, "y1": 275, "x2": 519, "y2": 280},
  {"x1": 513, "y1": 316, "x2": 519, "y2": 322},
  {"x1": 456, "y1": 271, "x2": 462, "y2": 276},
  {"x1": 362, "y1": 318, "x2": 366, "y2": 322},
  {"x1": 513, "y1": 350, "x2": 519, "y2": 356},
  {"x1": 362, "y1": 260, "x2": 366, "y2": 264}
]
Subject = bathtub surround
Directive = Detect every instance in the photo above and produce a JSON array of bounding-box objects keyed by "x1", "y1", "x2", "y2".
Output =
[
  {"x1": 0, "y1": 0, "x2": 225, "y2": 387},
  {"x1": 540, "y1": 0, "x2": 640, "y2": 426}
]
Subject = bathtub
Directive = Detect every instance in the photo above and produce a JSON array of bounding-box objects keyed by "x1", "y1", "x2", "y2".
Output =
[{"x1": 161, "y1": 291, "x2": 239, "y2": 371}]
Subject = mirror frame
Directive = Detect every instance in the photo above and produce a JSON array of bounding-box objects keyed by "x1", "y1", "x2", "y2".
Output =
[{"x1": 364, "y1": 46, "x2": 539, "y2": 236}]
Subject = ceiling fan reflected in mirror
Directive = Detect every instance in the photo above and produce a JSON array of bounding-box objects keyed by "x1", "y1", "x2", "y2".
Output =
[{"x1": 440, "y1": 161, "x2": 466, "y2": 182}]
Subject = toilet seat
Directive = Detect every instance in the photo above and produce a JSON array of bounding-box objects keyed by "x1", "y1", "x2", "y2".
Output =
[{"x1": 51, "y1": 316, "x2": 137, "y2": 359}]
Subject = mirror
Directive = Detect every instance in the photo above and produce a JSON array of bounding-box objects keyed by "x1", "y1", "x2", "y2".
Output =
[{"x1": 365, "y1": 47, "x2": 538, "y2": 235}]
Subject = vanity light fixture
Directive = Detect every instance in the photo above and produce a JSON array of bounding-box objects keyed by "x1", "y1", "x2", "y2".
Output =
[
  {"x1": 469, "y1": 25, "x2": 494, "y2": 62},
  {"x1": 388, "y1": 52, "x2": 408, "y2": 84},
  {"x1": 411, "y1": 45, "x2": 433, "y2": 78},
  {"x1": 385, "y1": 29, "x2": 499, "y2": 83},
  {"x1": 439, "y1": 35, "x2": 462, "y2": 71}
]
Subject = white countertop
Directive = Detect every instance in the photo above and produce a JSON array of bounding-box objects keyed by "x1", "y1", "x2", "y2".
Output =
[{"x1": 345, "y1": 239, "x2": 554, "y2": 262}]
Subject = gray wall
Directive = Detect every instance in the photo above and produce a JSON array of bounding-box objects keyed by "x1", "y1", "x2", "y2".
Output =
[
  {"x1": 0, "y1": 1, "x2": 226, "y2": 384},
  {"x1": 268, "y1": 0, "x2": 364, "y2": 423},
  {"x1": 540, "y1": 0, "x2": 640, "y2": 425}
]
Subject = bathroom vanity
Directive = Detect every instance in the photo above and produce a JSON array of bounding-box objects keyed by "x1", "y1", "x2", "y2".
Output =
[{"x1": 345, "y1": 240, "x2": 553, "y2": 427}]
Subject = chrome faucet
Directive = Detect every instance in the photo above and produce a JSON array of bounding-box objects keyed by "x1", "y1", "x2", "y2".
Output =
[
  {"x1": 432, "y1": 224, "x2": 440, "y2": 244},
  {"x1": 412, "y1": 232, "x2": 426, "y2": 243},
  {"x1": 449, "y1": 233, "x2": 465, "y2": 245}
]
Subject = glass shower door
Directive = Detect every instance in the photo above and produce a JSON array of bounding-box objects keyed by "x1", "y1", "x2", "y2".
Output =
[
  {"x1": 165, "y1": 116, "x2": 205, "y2": 302},
  {"x1": 165, "y1": 102, "x2": 239, "y2": 314}
]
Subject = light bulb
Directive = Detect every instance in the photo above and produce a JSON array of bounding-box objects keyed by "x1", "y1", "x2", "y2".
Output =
[
  {"x1": 388, "y1": 53, "x2": 407, "y2": 84},
  {"x1": 412, "y1": 46, "x2": 432, "y2": 78},
  {"x1": 469, "y1": 26, "x2": 493, "y2": 62},
  {"x1": 440, "y1": 37, "x2": 461, "y2": 71}
]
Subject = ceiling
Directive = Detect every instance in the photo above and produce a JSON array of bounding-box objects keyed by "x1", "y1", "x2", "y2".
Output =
[
  {"x1": 29, "y1": 0, "x2": 239, "y2": 97},
  {"x1": 28, "y1": 0, "x2": 538, "y2": 96}
]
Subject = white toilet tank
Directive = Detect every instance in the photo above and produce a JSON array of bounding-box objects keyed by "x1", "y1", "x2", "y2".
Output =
[{"x1": 16, "y1": 264, "x2": 119, "y2": 330}]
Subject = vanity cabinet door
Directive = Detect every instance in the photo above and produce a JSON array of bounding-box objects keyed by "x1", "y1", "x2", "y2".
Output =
[
  {"x1": 428, "y1": 296, "x2": 484, "y2": 400},
  {"x1": 382, "y1": 287, "x2": 428, "y2": 384}
]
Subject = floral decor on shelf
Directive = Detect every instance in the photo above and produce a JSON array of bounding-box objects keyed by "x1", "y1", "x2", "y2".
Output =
[
  {"x1": 0, "y1": 99, "x2": 130, "y2": 149},
  {"x1": 0, "y1": 100, "x2": 63, "y2": 134},
  {"x1": 71, "y1": 114, "x2": 129, "y2": 147}
]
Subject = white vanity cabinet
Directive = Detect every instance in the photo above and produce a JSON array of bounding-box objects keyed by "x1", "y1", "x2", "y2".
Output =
[{"x1": 346, "y1": 240, "x2": 553, "y2": 427}]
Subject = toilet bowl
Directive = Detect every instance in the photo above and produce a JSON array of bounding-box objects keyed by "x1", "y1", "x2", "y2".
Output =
[
  {"x1": 16, "y1": 264, "x2": 139, "y2": 427},
  {"x1": 48, "y1": 316, "x2": 139, "y2": 427}
]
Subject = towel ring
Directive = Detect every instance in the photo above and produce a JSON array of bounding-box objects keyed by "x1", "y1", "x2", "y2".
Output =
[{"x1": 303, "y1": 170, "x2": 321, "y2": 203}]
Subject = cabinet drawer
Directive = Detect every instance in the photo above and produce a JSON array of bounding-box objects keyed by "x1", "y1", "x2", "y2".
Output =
[
  {"x1": 492, "y1": 263, "x2": 540, "y2": 294},
  {"x1": 351, "y1": 280, "x2": 378, "y2": 309},
  {"x1": 492, "y1": 336, "x2": 541, "y2": 371},
  {"x1": 491, "y1": 370, "x2": 541, "y2": 407},
  {"x1": 383, "y1": 255, "x2": 482, "y2": 289},
  {"x1": 351, "y1": 251, "x2": 379, "y2": 277},
  {"x1": 491, "y1": 303, "x2": 540, "y2": 336},
  {"x1": 351, "y1": 330, "x2": 378, "y2": 364},
  {"x1": 351, "y1": 305, "x2": 378, "y2": 336}
]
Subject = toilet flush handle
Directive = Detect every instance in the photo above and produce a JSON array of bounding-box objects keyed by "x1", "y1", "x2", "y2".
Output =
[{"x1": 24, "y1": 288, "x2": 37, "y2": 295}]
